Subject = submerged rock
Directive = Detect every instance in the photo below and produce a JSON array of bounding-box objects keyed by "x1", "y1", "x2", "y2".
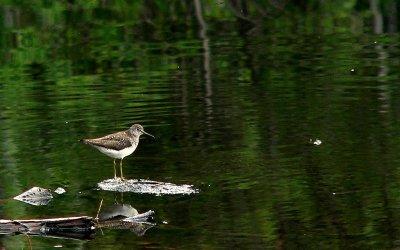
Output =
[
  {"x1": 54, "y1": 187, "x2": 66, "y2": 194},
  {"x1": 97, "y1": 178, "x2": 198, "y2": 195},
  {"x1": 13, "y1": 187, "x2": 53, "y2": 206}
]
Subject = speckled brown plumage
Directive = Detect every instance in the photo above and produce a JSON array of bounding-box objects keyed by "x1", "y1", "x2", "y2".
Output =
[{"x1": 82, "y1": 130, "x2": 135, "y2": 151}]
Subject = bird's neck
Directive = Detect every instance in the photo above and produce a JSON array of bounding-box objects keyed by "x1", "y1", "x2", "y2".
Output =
[
  {"x1": 127, "y1": 130, "x2": 140, "y2": 144},
  {"x1": 131, "y1": 135, "x2": 140, "y2": 145}
]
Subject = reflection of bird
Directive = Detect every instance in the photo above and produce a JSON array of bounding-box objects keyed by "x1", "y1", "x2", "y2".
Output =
[
  {"x1": 99, "y1": 204, "x2": 138, "y2": 220},
  {"x1": 98, "y1": 203, "x2": 155, "y2": 236},
  {"x1": 81, "y1": 124, "x2": 154, "y2": 179}
]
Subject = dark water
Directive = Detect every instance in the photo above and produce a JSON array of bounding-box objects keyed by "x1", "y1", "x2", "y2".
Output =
[{"x1": 1, "y1": 1, "x2": 400, "y2": 249}]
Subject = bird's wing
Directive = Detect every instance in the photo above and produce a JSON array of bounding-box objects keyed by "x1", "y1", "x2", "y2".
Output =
[{"x1": 82, "y1": 132, "x2": 132, "y2": 151}]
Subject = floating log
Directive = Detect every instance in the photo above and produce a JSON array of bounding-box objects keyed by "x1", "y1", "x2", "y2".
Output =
[
  {"x1": 0, "y1": 216, "x2": 95, "y2": 240},
  {"x1": 0, "y1": 209, "x2": 155, "y2": 240}
]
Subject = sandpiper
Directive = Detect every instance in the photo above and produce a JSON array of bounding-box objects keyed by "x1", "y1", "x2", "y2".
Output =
[{"x1": 81, "y1": 124, "x2": 154, "y2": 179}]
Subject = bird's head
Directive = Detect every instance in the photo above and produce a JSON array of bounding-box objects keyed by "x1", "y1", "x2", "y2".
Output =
[{"x1": 130, "y1": 124, "x2": 155, "y2": 138}]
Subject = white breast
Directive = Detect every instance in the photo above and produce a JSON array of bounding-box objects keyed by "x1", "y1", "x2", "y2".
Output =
[{"x1": 95, "y1": 144, "x2": 137, "y2": 159}]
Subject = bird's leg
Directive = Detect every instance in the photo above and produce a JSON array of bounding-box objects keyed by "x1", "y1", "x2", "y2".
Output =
[
  {"x1": 113, "y1": 159, "x2": 117, "y2": 179},
  {"x1": 120, "y1": 159, "x2": 124, "y2": 180}
]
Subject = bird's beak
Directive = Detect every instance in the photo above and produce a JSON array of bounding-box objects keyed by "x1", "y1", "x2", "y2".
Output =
[{"x1": 142, "y1": 130, "x2": 155, "y2": 139}]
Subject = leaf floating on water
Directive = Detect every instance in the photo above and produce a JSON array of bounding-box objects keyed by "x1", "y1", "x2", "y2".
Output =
[
  {"x1": 97, "y1": 178, "x2": 198, "y2": 195},
  {"x1": 13, "y1": 187, "x2": 53, "y2": 206},
  {"x1": 54, "y1": 187, "x2": 66, "y2": 194}
]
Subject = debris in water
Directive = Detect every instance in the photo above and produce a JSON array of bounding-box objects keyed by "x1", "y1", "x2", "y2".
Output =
[
  {"x1": 14, "y1": 187, "x2": 53, "y2": 206},
  {"x1": 98, "y1": 178, "x2": 198, "y2": 195},
  {"x1": 54, "y1": 245, "x2": 63, "y2": 248},
  {"x1": 98, "y1": 205, "x2": 155, "y2": 236},
  {"x1": 54, "y1": 187, "x2": 66, "y2": 194},
  {"x1": 0, "y1": 205, "x2": 155, "y2": 239},
  {"x1": 309, "y1": 139, "x2": 322, "y2": 146},
  {"x1": 162, "y1": 221, "x2": 168, "y2": 224},
  {"x1": 122, "y1": 210, "x2": 155, "y2": 223},
  {"x1": 98, "y1": 219, "x2": 155, "y2": 236},
  {"x1": 99, "y1": 204, "x2": 138, "y2": 221},
  {"x1": 0, "y1": 216, "x2": 94, "y2": 240},
  {"x1": 313, "y1": 139, "x2": 322, "y2": 145}
]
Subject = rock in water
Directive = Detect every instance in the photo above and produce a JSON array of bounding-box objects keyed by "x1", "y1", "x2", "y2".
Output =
[
  {"x1": 98, "y1": 178, "x2": 198, "y2": 195},
  {"x1": 54, "y1": 187, "x2": 66, "y2": 194},
  {"x1": 14, "y1": 187, "x2": 53, "y2": 206}
]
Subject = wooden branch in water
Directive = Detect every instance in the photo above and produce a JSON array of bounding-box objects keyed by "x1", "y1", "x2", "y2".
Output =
[
  {"x1": 0, "y1": 216, "x2": 95, "y2": 240},
  {"x1": 122, "y1": 210, "x2": 155, "y2": 222},
  {"x1": 0, "y1": 210, "x2": 155, "y2": 239}
]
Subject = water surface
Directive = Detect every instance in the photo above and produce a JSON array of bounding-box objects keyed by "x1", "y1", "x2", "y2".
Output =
[{"x1": 1, "y1": 1, "x2": 400, "y2": 249}]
